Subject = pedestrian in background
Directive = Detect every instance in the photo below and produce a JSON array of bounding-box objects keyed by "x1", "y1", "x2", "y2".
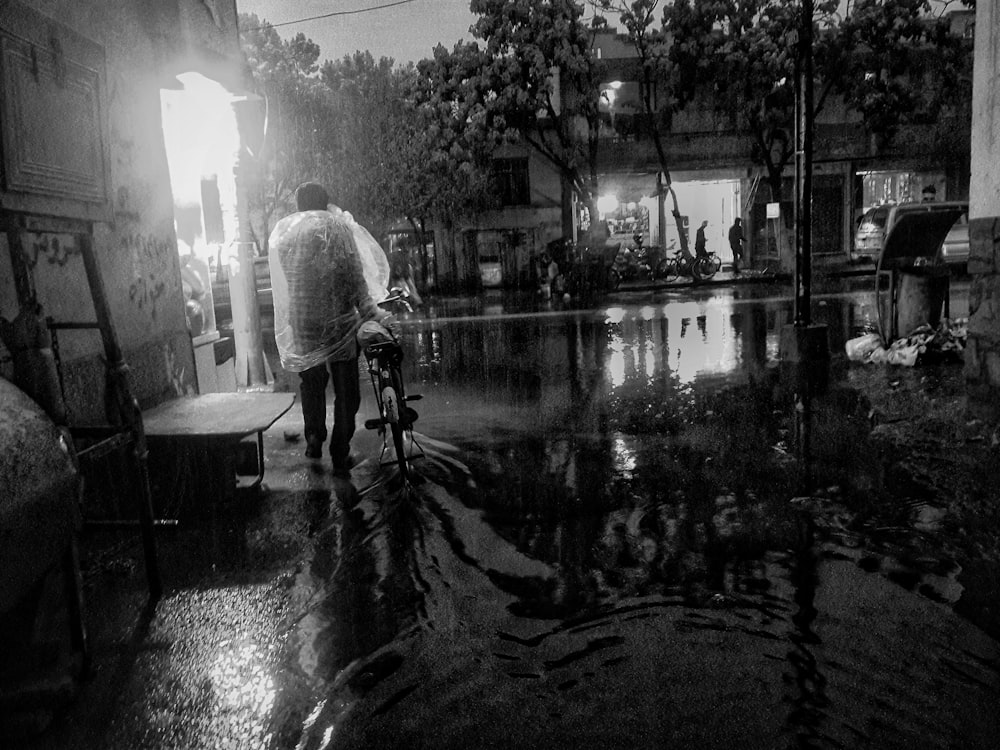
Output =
[
  {"x1": 695, "y1": 220, "x2": 709, "y2": 259},
  {"x1": 389, "y1": 249, "x2": 423, "y2": 306},
  {"x1": 728, "y1": 217, "x2": 744, "y2": 274}
]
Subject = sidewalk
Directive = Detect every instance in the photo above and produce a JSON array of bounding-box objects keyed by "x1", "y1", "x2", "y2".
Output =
[{"x1": 610, "y1": 260, "x2": 872, "y2": 293}]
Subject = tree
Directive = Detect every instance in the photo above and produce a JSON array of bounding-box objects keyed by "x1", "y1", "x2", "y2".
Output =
[
  {"x1": 318, "y1": 45, "x2": 501, "y2": 290},
  {"x1": 469, "y1": 0, "x2": 608, "y2": 242},
  {"x1": 239, "y1": 14, "x2": 337, "y2": 253},
  {"x1": 406, "y1": 42, "x2": 505, "y2": 225},
  {"x1": 663, "y1": 0, "x2": 972, "y2": 201},
  {"x1": 664, "y1": 0, "x2": 840, "y2": 203},
  {"x1": 593, "y1": 0, "x2": 695, "y2": 256},
  {"x1": 319, "y1": 51, "x2": 414, "y2": 234},
  {"x1": 823, "y1": 0, "x2": 973, "y2": 148}
]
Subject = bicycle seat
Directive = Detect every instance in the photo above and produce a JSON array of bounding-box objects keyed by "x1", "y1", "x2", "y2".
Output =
[{"x1": 362, "y1": 339, "x2": 403, "y2": 366}]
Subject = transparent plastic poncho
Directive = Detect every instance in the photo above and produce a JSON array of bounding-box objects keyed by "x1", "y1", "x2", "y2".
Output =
[{"x1": 268, "y1": 207, "x2": 390, "y2": 372}]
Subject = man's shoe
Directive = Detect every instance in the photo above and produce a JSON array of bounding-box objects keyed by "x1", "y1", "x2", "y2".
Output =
[
  {"x1": 332, "y1": 453, "x2": 358, "y2": 475},
  {"x1": 305, "y1": 438, "x2": 324, "y2": 459}
]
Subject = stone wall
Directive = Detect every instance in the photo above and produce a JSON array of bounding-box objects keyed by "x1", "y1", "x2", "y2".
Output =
[{"x1": 965, "y1": 0, "x2": 1000, "y2": 421}]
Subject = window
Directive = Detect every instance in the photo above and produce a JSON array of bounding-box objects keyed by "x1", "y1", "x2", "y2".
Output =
[{"x1": 493, "y1": 158, "x2": 530, "y2": 206}]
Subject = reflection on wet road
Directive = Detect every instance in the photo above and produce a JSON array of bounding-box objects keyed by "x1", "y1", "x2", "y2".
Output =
[{"x1": 279, "y1": 282, "x2": 998, "y2": 749}]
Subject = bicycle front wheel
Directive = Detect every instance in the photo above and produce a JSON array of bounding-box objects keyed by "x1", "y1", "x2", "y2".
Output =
[{"x1": 692, "y1": 256, "x2": 715, "y2": 281}]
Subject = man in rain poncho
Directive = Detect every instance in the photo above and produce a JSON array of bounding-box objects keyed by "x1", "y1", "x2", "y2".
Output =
[{"x1": 268, "y1": 182, "x2": 391, "y2": 472}]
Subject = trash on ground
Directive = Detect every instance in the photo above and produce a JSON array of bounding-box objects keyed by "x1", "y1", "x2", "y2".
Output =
[{"x1": 845, "y1": 319, "x2": 967, "y2": 367}]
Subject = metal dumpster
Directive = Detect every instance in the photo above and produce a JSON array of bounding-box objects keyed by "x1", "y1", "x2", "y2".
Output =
[{"x1": 874, "y1": 202, "x2": 967, "y2": 342}]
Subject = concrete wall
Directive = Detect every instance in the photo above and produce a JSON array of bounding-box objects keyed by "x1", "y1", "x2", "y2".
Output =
[
  {"x1": 1, "y1": 1, "x2": 243, "y2": 420},
  {"x1": 965, "y1": 0, "x2": 1000, "y2": 420}
]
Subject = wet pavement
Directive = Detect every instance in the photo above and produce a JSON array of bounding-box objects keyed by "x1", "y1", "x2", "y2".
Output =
[{"x1": 9, "y1": 272, "x2": 1000, "y2": 749}]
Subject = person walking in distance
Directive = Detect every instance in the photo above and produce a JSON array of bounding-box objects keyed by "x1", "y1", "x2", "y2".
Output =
[
  {"x1": 728, "y1": 217, "x2": 744, "y2": 274},
  {"x1": 268, "y1": 182, "x2": 393, "y2": 474},
  {"x1": 695, "y1": 220, "x2": 709, "y2": 260}
]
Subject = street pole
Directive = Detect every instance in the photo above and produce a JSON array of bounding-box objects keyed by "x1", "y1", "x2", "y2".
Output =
[
  {"x1": 780, "y1": 0, "x2": 828, "y2": 366},
  {"x1": 229, "y1": 95, "x2": 271, "y2": 387},
  {"x1": 794, "y1": 0, "x2": 814, "y2": 327}
]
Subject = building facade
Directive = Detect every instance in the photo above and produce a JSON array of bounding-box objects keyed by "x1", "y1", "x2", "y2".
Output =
[
  {"x1": 454, "y1": 15, "x2": 974, "y2": 290},
  {"x1": 0, "y1": 0, "x2": 254, "y2": 422}
]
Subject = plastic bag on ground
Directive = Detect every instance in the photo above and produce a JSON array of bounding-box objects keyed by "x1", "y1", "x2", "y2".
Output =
[{"x1": 845, "y1": 333, "x2": 884, "y2": 362}]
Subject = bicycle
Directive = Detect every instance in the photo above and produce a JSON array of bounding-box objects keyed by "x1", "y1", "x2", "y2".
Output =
[
  {"x1": 656, "y1": 250, "x2": 718, "y2": 282},
  {"x1": 357, "y1": 309, "x2": 422, "y2": 483}
]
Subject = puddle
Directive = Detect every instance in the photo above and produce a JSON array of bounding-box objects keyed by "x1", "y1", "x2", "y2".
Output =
[{"x1": 283, "y1": 291, "x2": 999, "y2": 748}]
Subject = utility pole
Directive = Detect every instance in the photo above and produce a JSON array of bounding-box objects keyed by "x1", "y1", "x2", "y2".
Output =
[
  {"x1": 780, "y1": 0, "x2": 828, "y2": 365},
  {"x1": 229, "y1": 94, "x2": 271, "y2": 387},
  {"x1": 794, "y1": 0, "x2": 814, "y2": 327}
]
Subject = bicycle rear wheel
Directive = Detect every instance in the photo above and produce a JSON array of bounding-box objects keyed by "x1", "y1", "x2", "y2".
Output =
[{"x1": 386, "y1": 371, "x2": 409, "y2": 480}]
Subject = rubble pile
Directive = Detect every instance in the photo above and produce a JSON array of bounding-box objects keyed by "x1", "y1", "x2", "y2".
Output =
[{"x1": 845, "y1": 318, "x2": 968, "y2": 367}]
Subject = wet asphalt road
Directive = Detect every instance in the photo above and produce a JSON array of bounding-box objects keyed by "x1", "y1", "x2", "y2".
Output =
[{"x1": 17, "y1": 275, "x2": 1000, "y2": 749}]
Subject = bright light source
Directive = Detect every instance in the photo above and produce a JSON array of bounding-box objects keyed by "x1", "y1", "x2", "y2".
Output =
[
  {"x1": 161, "y1": 72, "x2": 241, "y2": 204},
  {"x1": 597, "y1": 194, "x2": 619, "y2": 215},
  {"x1": 160, "y1": 72, "x2": 242, "y2": 253}
]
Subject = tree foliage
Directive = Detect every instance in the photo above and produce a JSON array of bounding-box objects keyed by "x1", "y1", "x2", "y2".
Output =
[
  {"x1": 593, "y1": 0, "x2": 695, "y2": 253},
  {"x1": 239, "y1": 13, "x2": 337, "y2": 252},
  {"x1": 469, "y1": 0, "x2": 608, "y2": 237},
  {"x1": 321, "y1": 46, "x2": 501, "y2": 239},
  {"x1": 825, "y1": 0, "x2": 972, "y2": 138},
  {"x1": 664, "y1": 0, "x2": 839, "y2": 200},
  {"x1": 239, "y1": 14, "x2": 500, "y2": 255},
  {"x1": 663, "y1": 0, "x2": 972, "y2": 200}
]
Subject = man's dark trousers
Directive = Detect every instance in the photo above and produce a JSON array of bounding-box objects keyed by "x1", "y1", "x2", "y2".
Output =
[{"x1": 299, "y1": 356, "x2": 360, "y2": 466}]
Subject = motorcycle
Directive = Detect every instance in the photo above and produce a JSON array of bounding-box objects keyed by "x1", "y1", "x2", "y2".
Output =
[{"x1": 609, "y1": 245, "x2": 655, "y2": 288}]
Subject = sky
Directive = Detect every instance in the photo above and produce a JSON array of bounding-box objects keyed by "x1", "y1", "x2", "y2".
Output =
[{"x1": 235, "y1": 0, "x2": 479, "y2": 65}]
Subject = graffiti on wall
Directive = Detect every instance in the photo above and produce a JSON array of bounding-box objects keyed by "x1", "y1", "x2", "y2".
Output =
[
  {"x1": 23, "y1": 233, "x2": 81, "y2": 268},
  {"x1": 122, "y1": 231, "x2": 175, "y2": 320}
]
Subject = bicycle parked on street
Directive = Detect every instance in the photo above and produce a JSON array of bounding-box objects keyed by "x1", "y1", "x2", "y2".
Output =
[
  {"x1": 357, "y1": 302, "x2": 422, "y2": 483},
  {"x1": 655, "y1": 248, "x2": 719, "y2": 282}
]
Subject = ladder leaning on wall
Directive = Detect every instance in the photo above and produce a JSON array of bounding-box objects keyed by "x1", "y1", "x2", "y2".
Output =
[{"x1": 2, "y1": 211, "x2": 162, "y2": 603}]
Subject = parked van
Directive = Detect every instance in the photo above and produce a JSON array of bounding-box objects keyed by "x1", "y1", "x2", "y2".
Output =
[{"x1": 853, "y1": 201, "x2": 969, "y2": 268}]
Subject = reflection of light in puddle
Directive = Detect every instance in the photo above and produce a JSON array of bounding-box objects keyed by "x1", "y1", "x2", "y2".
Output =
[
  {"x1": 605, "y1": 298, "x2": 740, "y2": 389},
  {"x1": 612, "y1": 436, "x2": 637, "y2": 474},
  {"x1": 666, "y1": 300, "x2": 737, "y2": 384},
  {"x1": 210, "y1": 639, "x2": 276, "y2": 716},
  {"x1": 604, "y1": 306, "x2": 627, "y2": 324},
  {"x1": 608, "y1": 330, "x2": 626, "y2": 388}
]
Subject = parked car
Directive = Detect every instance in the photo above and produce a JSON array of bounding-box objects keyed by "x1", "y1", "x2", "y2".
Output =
[
  {"x1": 940, "y1": 211, "x2": 969, "y2": 268},
  {"x1": 852, "y1": 205, "x2": 890, "y2": 263},
  {"x1": 853, "y1": 201, "x2": 969, "y2": 268}
]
